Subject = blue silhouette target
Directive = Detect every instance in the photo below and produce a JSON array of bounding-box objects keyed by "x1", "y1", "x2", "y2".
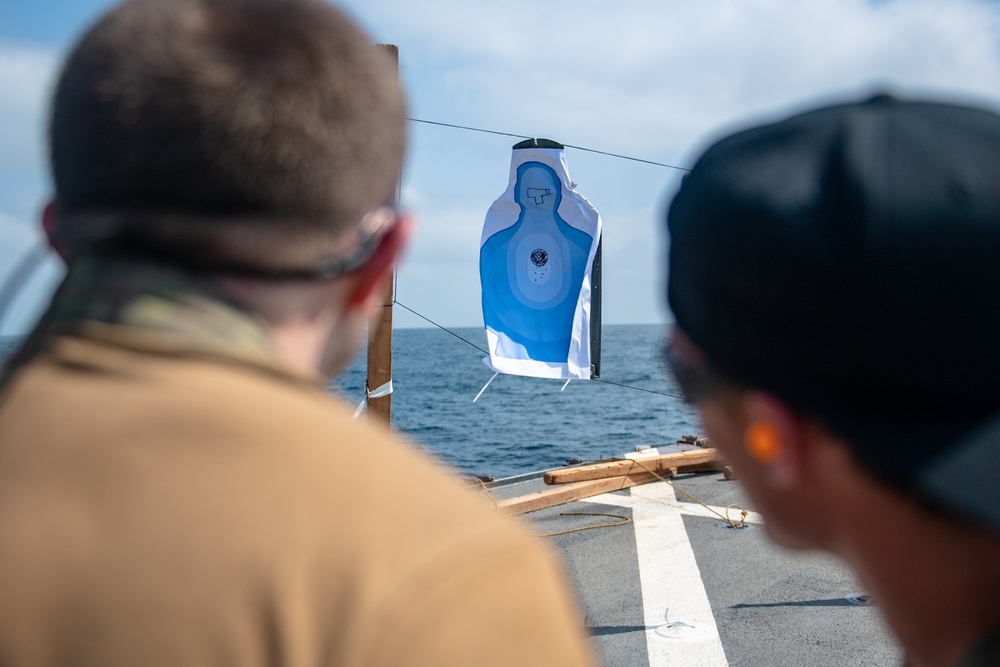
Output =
[{"x1": 480, "y1": 143, "x2": 602, "y2": 379}]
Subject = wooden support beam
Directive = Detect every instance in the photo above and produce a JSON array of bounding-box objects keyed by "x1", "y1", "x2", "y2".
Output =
[
  {"x1": 495, "y1": 471, "x2": 664, "y2": 515},
  {"x1": 365, "y1": 43, "x2": 399, "y2": 429},
  {"x1": 543, "y1": 448, "x2": 720, "y2": 485}
]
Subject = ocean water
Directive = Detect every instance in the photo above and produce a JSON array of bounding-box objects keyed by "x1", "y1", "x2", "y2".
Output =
[
  {"x1": 0, "y1": 324, "x2": 701, "y2": 479},
  {"x1": 336, "y1": 324, "x2": 701, "y2": 477}
]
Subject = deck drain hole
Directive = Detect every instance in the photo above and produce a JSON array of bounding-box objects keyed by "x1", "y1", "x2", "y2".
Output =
[
  {"x1": 845, "y1": 592, "x2": 874, "y2": 606},
  {"x1": 715, "y1": 522, "x2": 754, "y2": 531},
  {"x1": 653, "y1": 621, "x2": 712, "y2": 642}
]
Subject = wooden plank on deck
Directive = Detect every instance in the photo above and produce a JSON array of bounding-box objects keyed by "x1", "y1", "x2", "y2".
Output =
[
  {"x1": 496, "y1": 471, "x2": 663, "y2": 515},
  {"x1": 543, "y1": 448, "x2": 720, "y2": 485}
]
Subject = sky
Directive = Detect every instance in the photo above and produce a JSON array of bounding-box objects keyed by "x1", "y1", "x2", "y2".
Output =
[{"x1": 3, "y1": 0, "x2": 1000, "y2": 334}]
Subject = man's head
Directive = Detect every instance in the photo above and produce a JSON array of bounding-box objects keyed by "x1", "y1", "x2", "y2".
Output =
[
  {"x1": 666, "y1": 94, "x2": 1000, "y2": 544},
  {"x1": 47, "y1": 0, "x2": 407, "y2": 275}
]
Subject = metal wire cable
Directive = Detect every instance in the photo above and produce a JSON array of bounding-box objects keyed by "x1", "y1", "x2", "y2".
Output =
[
  {"x1": 408, "y1": 118, "x2": 532, "y2": 141},
  {"x1": 561, "y1": 144, "x2": 690, "y2": 171},
  {"x1": 408, "y1": 118, "x2": 691, "y2": 172},
  {"x1": 394, "y1": 300, "x2": 489, "y2": 355},
  {"x1": 392, "y1": 299, "x2": 685, "y2": 400},
  {"x1": 592, "y1": 377, "x2": 684, "y2": 400}
]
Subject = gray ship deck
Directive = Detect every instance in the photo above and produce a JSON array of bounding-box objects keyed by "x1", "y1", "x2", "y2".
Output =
[{"x1": 484, "y1": 449, "x2": 901, "y2": 666}]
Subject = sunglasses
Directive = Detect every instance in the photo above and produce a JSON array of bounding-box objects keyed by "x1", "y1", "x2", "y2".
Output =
[
  {"x1": 62, "y1": 205, "x2": 401, "y2": 281},
  {"x1": 178, "y1": 205, "x2": 400, "y2": 280},
  {"x1": 663, "y1": 337, "x2": 734, "y2": 405},
  {"x1": 293, "y1": 205, "x2": 399, "y2": 280}
]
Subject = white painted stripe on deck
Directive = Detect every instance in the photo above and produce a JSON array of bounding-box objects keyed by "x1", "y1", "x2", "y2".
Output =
[
  {"x1": 587, "y1": 486, "x2": 764, "y2": 525},
  {"x1": 589, "y1": 484, "x2": 730, "y2": 666},
  {"x1": 675, "y1": 502, "x2": 764, "y2": 526}
]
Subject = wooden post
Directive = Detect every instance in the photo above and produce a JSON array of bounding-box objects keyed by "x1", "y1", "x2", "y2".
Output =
[{"x1": 366, "y1": 43, "x2": 399, "y2": 428}]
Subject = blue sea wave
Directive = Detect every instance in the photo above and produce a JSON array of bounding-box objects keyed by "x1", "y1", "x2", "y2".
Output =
[{"x1": 336, "y1": 324, "x2": 700, "y2": 478}]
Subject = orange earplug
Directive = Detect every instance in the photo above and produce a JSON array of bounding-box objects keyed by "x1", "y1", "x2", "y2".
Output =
[{"x1": 744, "y1": 421, "x2": 781, "y2": 463}]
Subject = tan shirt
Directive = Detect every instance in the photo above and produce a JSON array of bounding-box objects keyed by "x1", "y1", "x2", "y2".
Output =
[{"x1": 0, "y1": 267, "x2": 595, "y2": 667}]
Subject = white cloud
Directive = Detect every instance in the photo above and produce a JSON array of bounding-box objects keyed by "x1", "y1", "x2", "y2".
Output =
[
  {"x1": 352, "y1": 0, "x2": 1000, "y2": 160},
  {"x1": 5, "y1": 0, "x2": 1000, "y2": 331}
]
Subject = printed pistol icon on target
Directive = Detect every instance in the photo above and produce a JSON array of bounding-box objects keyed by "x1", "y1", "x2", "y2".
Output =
[{"x1": 480, "y1": 139, "x2": 603, "y2": 381}]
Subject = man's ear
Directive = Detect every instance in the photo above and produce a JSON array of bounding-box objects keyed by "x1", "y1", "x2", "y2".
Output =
[
  {"x1": 41, "y1": 200, "x2": 66, "y2": 261},
  {"x1": 345, "y1": 212, "x2": 414, "y2": 312},
  {"x1": 742, "y1": 391, "x2": 807, "y2": 490}
]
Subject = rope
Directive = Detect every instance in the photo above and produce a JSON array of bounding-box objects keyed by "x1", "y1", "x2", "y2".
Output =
[
  {"x1": 472, "y1": 372, "x2": 499, "y2": 403},
  {"x1": 592, "y1": 377, "x2": 684, "y2": 400},
  {"x1": 392, "y1": 300, "x2": 686, "y2": 400},
  {"x1": 408, "y1": 117, "x2": 691, "y2": 172},
  {"x1": 540, "y1": 512, "x2": 632, "y2": 537},
  {"x1": 393, "y1": 300, "x2": 489, "y2": 354},
  {"x1": 468, "y1": 476, "x2": 499, "y2": 509},
  {"x1": 352, "y1": 379, "x2": 393, "y2": 419},
  {"x1": 726, "y1": 503, "x2": 750, "y2": 528},
  {"x1": 466, "y1": 482, "x2": 630, "y2": 537},
  {"x1": 408, "y1": 118, "x2": 532, "y2": 141},
  {"x1": 626, "y1": 456, "x2": 752, "y2": 530},
  {"x1": 561, "y1": 144, "x2": 690, "y2": 171}
]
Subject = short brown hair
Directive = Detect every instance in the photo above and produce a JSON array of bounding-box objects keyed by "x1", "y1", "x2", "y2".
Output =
[{"x1": 50, "y1": 0, "x2": 407, "y2": 271}]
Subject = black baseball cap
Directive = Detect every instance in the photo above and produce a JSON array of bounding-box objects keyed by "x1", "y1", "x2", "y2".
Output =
[{"x1": 667, "y1": 93, "x2": 1000, "y2": 530}]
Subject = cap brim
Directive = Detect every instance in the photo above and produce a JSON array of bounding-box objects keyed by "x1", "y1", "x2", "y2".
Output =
[{"x1": 918, "y1": 412, "x2": 1000, "y2": 531}]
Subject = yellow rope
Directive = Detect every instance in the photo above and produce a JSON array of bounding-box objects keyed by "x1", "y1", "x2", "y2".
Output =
[
  {"x1": 467, "y1": 476, "x2": 631, "y2": 537},
  {"x1": 468, "y1": 476, "x2": 498, "y2": 509},
  {"x1": 725, "y1": 504, "x2": 750, "y2": 528},
  {"x1": 540, "y1": 512, "x2": 632, "y2": 537},
  {"x1": 626, "y1": 456, "x2": 752, "y2": 529}
]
